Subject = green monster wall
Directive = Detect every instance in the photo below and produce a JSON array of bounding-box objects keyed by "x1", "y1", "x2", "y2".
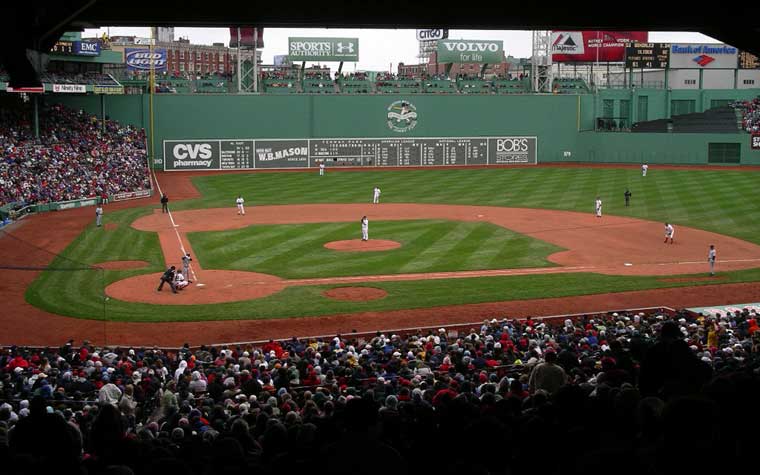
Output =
[{"x1": 56, "y1": 89, "x2": 760, "y2": 167}]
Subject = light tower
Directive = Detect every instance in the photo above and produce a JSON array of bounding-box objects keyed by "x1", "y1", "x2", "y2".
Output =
[{"x1": 531, "y1": 30, "x2": 554, "y2": 93}]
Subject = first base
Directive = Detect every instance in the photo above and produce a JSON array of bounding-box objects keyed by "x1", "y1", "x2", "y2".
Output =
[{"x1": 624, "y1": 263, "x2": 633, "y2": 266}]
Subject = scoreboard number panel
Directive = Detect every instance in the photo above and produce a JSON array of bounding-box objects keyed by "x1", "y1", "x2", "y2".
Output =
[{"x1": 625, "y1": 42, "x2": 670, "y2": 69}]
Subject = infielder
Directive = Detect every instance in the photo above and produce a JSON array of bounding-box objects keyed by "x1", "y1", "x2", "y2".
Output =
[
  {"x1": 319, "y1": 161, "x2": 325, "y2": 176},
  {"x1": 361, "y1": 216, "x2": 369, "y2": 241},
  {"x1": 373, "y1": 186, "x2": 381, "y2": 204},
  {"x1": 664, "y1": 223, "x2": 675, "y2": 244},
  {"x1": 95, "y1": 204, "x2": 103, "y2": 227},
  {"x1": 236, "y1": 195, "x2": 245, "y2": 215},
  {"x1": 642, "y1": 163, "x2": 649, "y2": 176},
  {"x1": 708, "y1": 244, "x2": 717, "y2": 276},
  {"x1": 181, "y1": 253, "x2": 192, "y2": 283},
  {"x1": 595, "y1": 197, "x2": 602, "y2": 218}
]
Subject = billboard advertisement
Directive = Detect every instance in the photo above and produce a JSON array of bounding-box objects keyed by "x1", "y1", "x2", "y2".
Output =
[
  {"x1": 552, "y1": 31, "x2": 648, "y2": 62},
  {"x1": 163, "y1": 141, "x2": 221, "y2": 170},
  {"x1": 625, "y1": 43, "x2": 670, "y2": 69},
  {"x1": 288, "y1": 37, "x2": 359, "y2": 62},
  {"x1": 437, "y1": 40, "x2": 504, "y2": 64},
  {"x1": 229, "y1": 27, "x2": 265, "y2": 48},
  {"x1": 52, "y1": 84, "x2": 86, "y2": 93},
  {"x1": 74, "y1": 40, "x2": 100, "y2": 56},
  {"x1": 125, "y1": 48, "x2": 167, "y2": 71},
  {"x1": 417, "y1": 29, "x2": 449, "y2": 41},
  {"x1": 669, "y1": 44, "x2": 738, "y2": 69}
]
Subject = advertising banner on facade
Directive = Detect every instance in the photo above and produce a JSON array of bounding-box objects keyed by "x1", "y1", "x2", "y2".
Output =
[
  {"x1": 288, "y1": 37, "x2": 359, "y2": 62},
  {"x1": 552, "y1": 31, "x2": 648, "y2": 62},
  {"x1": 75, "y1": 40, "x2": 100, "y2": 56},
  {"x1": 437, "y1": 40, "x2": 504, "y2": 64},
  {"x1": 93, "y1": 85, "x2": 125, "y2": 94},
  {"x1": 112, "y1": 190, "x2": 152, "y2": 201},
  {"x1": 163, "y1": 140, "x2": 221, "y2": 170},
  {"x1": 416, "y1": 29, "x2": 449, "y2": 41},
  {"x1": 688, "y1": 302, "x2": 760, "y2": 317},
  {"x1": 669, "y1": 44, "x2": 738, "y2": 69},
  {"x1": 125, "y1": 48, "x2": 168, "y2": 71},
  {"x1": 52, "y1": 84, "x2": 86, "y2": 93}
]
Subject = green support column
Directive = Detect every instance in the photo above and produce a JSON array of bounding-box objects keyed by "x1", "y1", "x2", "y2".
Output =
[
  {"x1": 100, "y1": 94, "x2": 106, "y2": 132},
  {"x1": 33, "y1": 95, "x2": 39, "y2": 140}
]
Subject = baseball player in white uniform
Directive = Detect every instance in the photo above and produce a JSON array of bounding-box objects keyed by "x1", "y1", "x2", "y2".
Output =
[
  {"x1": 236, "y1": 195, "x2": 245, "y2": 215},
  {"x1": 319, "y1": 162, "x2": 325, "y2": 176},
  {"x1": 361, "y1": 216, "x2": 369, "y2": 241},
  {"x1": 595, "y1": 197, "x2": 602, "y2": 218},
  {"x1": 373, "y1": 186, "x2": 381, "y2": 204},
  {"x1": 664, "y1": 223, "x2": 674, "y2": 244},
  {"x1": 708, "y1": 244, "x2": 717, "y2": 275},
  {"x1": 642, "y1": 163, "x2": 648, "y2": 176},
  {"x1": 174, "y1": 272, "x2": 189, "y2": 290}
]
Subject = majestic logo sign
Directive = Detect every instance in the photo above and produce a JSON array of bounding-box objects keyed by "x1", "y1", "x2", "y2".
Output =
[
  {"x1": 551, "y1": 32, "x2": 585, "y2": 54},
  {"x1": 125, "y1": 48, "x2": 167, "y2": 71},
  {"x1": 693, "y1": 54, "x2": 716, "y2": 67},
  {"x1": 386, "y1": 101, "x2": 418, "y2": 133}
]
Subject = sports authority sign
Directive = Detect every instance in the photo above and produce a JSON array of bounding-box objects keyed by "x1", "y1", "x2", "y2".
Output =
[
  {"x1": 52, "y1": 84, "x2": 86, "y2": 93},
  {"x1": 437, "y1": 40, "x2": 503, "y2": 64},
  {"x1": 164, "y1": 137, "x2": 537, "y2": 170},
  {"x1": 288, "y1": 37, "x2": 359, "y2": 62},
  {"x1": 416, "y1": 29, "x2": 449, "y2": 41},
  {"x1": 669, "y1": 44, "x2": 738, "y2": 69},
  {"x1": 552, "y1": 31, "x2": 648, "y2": 62}
]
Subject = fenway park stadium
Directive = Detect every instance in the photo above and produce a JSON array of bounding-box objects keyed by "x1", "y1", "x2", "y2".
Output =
[{"x1": 1, "y1": 4, "x2": 760, "y2": 474}]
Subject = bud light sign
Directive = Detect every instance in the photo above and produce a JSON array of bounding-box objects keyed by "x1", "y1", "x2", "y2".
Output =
[{"x1": 125, "y1": 48, "x2": 167, "y2": 71}]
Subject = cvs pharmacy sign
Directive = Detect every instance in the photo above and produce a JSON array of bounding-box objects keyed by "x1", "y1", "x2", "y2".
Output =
[{"x1": 164, "y1": 140, "x2": 220, "y2": 170}]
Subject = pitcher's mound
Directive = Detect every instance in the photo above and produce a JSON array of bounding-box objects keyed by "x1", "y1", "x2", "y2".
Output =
[
  {"x1": 323, "y1": 287, "x2": 388, "y2": 301},
  {"x1": 324, "y1": 239, "x2": 401, "y2": 252}
]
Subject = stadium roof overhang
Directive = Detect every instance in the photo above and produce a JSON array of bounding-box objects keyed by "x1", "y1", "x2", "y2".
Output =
[{"x1": 2, "y1": 2, "x2": 759, "y2": 86}]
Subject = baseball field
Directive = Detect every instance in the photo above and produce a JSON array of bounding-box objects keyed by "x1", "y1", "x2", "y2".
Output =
[{"x1": 5, "y1": 164, "x2": 760, "y2": 346}]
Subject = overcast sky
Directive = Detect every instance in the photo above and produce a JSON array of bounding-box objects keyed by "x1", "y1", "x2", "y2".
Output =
[{"x1": 83, "y1": 27, "x2": 720, "y2": 71}]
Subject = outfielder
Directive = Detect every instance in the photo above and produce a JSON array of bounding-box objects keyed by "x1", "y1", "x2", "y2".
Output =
[
  {"x1": 95, "y1": 204, "x2": 103, "y2": 227},
  {"x1": 642, "y1": 163, "x2": 649, "y2": 177},
  {"x1": 319, "y1": 161, "x2": 325, "y2": 176},
  {"x1": 361, "y1": 216, "x2": 369, "y2": 241},
  {"x1": 236, "y1": 195, "x2": 245, "y2": 215},
  {"x1": 595, "y1": 197, "x2": 602, "y2": 218},
  {"x1": 708, "y1": 244, "x2": 717, "y2": 276},
  {"x1": 373, "y1": 186, "x2": 381, "y2": 204},
  {"x1": 664, "y1": 223, "x2": 675, "y2": 244},
  {"x1": 181, "y1": 253, "x2": 192, "y2": 283}
]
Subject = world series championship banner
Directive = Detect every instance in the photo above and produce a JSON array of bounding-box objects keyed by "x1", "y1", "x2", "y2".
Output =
[{"x1": 163, "y1": 137, "x2": 537, "y2": 171}]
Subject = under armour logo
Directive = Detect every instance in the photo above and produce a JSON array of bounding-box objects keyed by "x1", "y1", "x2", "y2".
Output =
[{"x1": 336, "y1": 42, "x2": 355, "y2": 54}]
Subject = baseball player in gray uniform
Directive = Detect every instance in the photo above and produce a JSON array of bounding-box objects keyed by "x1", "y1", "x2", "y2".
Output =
[
  {"x1": 595, "y1": 197, "x2": 602, "y2": 218},
  {"x1": 664, "y1": 223, "x2": 674, "y2": 244},
  {"x1": 95, "y1": 205, "x2": 103, "y2": 227},
  {"x1": 181, "y1": 253, "x2": 193, "y2": 283},
  {"x1": 373, "y1": 186, "x2": 381, "y2": 204},
  {"x1": 708, "y1": 245, "x2": 717, "y2": 275}
]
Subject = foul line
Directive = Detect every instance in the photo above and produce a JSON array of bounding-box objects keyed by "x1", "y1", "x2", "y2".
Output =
[{"x1": 150, "y1": 167, "x2": 201, "y2": 284}]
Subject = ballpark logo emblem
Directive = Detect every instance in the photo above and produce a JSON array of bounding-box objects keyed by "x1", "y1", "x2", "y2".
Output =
[
  {"x1": 551, "y1": 32, "x2": 584, "y2": 54},
  {"x1": 387, "y1": 101, "x2": 418, "y2": 133},
  {"x1": 693, "y1": 54, "x2": 715, "y2": 67}
]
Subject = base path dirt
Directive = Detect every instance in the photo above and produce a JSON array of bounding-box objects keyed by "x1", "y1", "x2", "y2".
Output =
[
  {"x1": 323, "y1": 287, "x2": 388, "y2": 301},
  {"x1": 324, "y1": 239, "x2": 401, "y2": 252},
  {"x1": 3, "y1": 169, "x2": 760, "y2": 347}
]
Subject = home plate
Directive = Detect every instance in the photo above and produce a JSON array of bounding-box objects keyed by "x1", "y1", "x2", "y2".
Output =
[{"x1": 624, "y1": 263, "x2": 633, "y2": 266}]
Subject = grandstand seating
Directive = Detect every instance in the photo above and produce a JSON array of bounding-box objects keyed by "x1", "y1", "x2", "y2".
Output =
[
  {"x1": 494, "y1": 78, "x2": 530, "y2": 94},
  {"x1": 337, "y1": 75, "x2": 373, "y2": 94},
  {"x1": 1, "y1": 306, "x2": 758, "y2": 474},
  {"x1": 552, "y1": 77, "x2": 590, "y2": 94},
  {"x1": 457, "y1": 78, "x2": 493, "y2": 94},
  {"x1": 423, "y1": 79, "x2": 458, "y2": 94}
]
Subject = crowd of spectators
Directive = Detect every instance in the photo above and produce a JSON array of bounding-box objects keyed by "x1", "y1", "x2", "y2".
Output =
[
  {"x1": 0, "y1": 103, "x2": 149, "y2": 207},
  {"x1": 2, "y1": 306, "x2": 760, "y2": 474},
  {"x1": 41, "y1": 72, "x2": 121, "y2": 86},
  {"x1": 734, "y1": 97, "x2": 760, "y2": 135}
]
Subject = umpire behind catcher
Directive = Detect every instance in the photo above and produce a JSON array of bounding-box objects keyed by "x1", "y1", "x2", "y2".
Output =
[{"x1": 157, "y1": 266, "x2": 178, "y2": 293}]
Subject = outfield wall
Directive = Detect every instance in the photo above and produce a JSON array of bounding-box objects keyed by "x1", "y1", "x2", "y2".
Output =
[{"x1": 56, "y1": 90, "x2": 760, "y2": 167}]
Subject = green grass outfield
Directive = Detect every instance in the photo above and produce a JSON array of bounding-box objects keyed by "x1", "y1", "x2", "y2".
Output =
[
  {"x1": 188, "y1": 220, "x2": 562, "y2": 278},
  {"x1": 25, "y1": 167, "x2": 760, "y2": 322}
]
